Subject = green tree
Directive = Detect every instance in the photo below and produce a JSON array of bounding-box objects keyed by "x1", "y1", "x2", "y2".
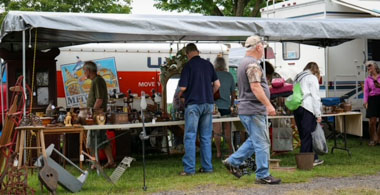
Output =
[
  {"x1": 0, "y1": 0, "x2": 132, "y2": 26},
  {"x1": 154, "y1": 0, "x2": 276, "y2": 17},
  {"x1": 2, "y1": 0, "x2": 132, "y2": 13}
]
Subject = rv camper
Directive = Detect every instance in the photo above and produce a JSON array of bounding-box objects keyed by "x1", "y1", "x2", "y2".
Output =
[{"x1": 261, "y1": 0, "x2": 380, "y2": 114}]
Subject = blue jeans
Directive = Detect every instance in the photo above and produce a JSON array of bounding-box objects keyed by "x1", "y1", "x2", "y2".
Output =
[
  {"x1": 226, "y1": 114, "x2": 270, "y2": 179},
  {"x1": 182, "y1": 103, "x2": 213, "y2": 173}
]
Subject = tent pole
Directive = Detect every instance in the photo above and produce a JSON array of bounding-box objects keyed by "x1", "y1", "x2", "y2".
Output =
[
  {"x1": 22, "y1": 30, "x2": 27, "y2": 165},
  {"x1": 0, "y1": 60, "x2": 4, "y2": 128},
  {"x1": 22, "y1": 30, "x2": 26, "y2": 115},
  {"x1": 325, "y1": 47, "x2": 329, "y2": 97}
]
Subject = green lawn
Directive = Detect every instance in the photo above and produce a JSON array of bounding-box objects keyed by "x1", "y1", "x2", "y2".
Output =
[{"x1": 24, "y1": 137, "x2": 380, "y2": 194}]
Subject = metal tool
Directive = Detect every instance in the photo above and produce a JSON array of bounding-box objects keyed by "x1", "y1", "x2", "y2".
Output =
[
  {"x1": 140, "y1": 91, "x2": 149, "y2": 191},
  {"x1": 0, "y1": 153, "x2": 35, "y2": 194},
  {"x1": 109, "y1": 157, "x2": 135, "y2": 184},
  {"x1": 81, "y1": 151, "x2": 113, "y2": 183},
  {"x1": 38, "y1": 157, "x2": 58, "y2": 195},
  {"x1": 34, "y1": 144, "x2": 89, "y2": 193}
]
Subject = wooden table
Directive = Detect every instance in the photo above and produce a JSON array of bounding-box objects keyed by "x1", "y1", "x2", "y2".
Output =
[
  {"x1": 44, "y1": 126, "x2": 85, "y2": 169},
  {"x1": 82, "y1": 111, "x2": 362, "y2": 159},
  {"x1": 16, "y1": 126, "x2": 85, "y2": 169}
]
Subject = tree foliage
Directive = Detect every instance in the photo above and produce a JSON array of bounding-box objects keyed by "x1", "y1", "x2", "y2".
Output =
[
  {"x1": 0, "y1": 0, "x2": 132, "y2": 27},
  {"x1": 1, "y1": 0, "x2": 132, "y2": 13},
  {"x1": 153, "y1": 0, "x2": 273, "y2": 17}
]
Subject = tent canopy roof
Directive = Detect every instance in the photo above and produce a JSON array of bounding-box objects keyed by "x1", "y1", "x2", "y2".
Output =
[{"x1": 2, "y1": 11, "x2": 380, "y2": 50}]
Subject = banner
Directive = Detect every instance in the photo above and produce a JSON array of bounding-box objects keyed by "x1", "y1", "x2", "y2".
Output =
[{"x1": 61, "y1": 57, "x2": 119, "y2": 107}]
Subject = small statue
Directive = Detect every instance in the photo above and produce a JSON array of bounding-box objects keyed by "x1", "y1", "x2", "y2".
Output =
[{"x1": 64, "y1": 112, "x2": 72, "y2": 126}]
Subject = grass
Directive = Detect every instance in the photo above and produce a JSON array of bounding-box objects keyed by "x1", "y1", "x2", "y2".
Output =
[{"x1": 22, "y1": 137, "x2": 380, "y2": 194}]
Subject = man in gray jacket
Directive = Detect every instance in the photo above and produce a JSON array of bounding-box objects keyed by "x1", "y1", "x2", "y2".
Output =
[{"x1": 223, "y1": 35, "x2": 281, "y2": 184}]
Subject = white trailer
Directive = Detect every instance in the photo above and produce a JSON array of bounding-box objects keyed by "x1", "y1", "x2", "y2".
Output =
[{"x1": 261, "y1": 0, "x2": 380, "y2": 113}]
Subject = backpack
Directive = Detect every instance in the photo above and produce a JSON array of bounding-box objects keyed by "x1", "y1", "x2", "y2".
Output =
[{"x1": 285, "y1": 72, "x2": 310, "y2": 111}]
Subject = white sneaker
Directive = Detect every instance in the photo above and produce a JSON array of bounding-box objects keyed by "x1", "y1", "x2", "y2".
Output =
[{"x1": 313, "y1": 159, "x2": 324, "y2": 167}]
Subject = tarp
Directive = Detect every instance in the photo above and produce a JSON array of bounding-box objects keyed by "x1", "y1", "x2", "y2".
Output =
[{"x1": 2, "y1": 11, "x2": 380, "y2": 50}]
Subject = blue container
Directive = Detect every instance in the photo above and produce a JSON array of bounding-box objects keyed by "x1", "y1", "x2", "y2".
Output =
[{"x1": 321, "y1": 97, "x2": 341, "y2": 106}]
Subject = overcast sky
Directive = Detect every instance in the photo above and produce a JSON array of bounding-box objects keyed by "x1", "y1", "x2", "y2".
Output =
[{"x1": 131, "y1": 0, "x2": 195, "y2": 15}]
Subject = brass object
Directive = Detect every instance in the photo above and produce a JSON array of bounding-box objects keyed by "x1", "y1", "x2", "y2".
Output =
[
  {"x1": 96, "y1": 113, "x2": 106, "y2": 125},
  {"x1": 64, "y1": 112, "x2": 72, "y2": 126}
]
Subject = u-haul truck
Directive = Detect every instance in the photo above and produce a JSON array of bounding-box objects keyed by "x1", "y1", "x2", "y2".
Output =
[
  {"x1": 260, "y1": 0, "x2": 380, "y2": 113},
  {"x1": 55, "y1": 43, "x2": 229, "y2": 108}
]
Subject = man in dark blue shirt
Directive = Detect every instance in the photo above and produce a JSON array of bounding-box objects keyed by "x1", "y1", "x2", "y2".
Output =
[{"x1": 178, "y1": 43, "x2": 220, "y2": 175}]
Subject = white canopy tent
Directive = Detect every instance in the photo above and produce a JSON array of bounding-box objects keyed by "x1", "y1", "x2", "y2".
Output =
[
  {"x1": 2, "y1": 11, "x2": 380, "y2": 114},
  {"x1": 3, "y1": 11, "x2": 380, "y2": 51}
]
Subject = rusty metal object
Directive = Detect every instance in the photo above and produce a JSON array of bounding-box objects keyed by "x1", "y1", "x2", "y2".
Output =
[
  {"x1": 19, "y1": 113, "x2": 42, "y2": 127},
  {"x1": 0, "y1": 153, "x2": 35, "y2": 195},
  {"x1": 38, "y1": 157, "x2": 58, "y2": 195},
  {"x1": 82, "y1": 151, "x2": 113, "y2": 183}
]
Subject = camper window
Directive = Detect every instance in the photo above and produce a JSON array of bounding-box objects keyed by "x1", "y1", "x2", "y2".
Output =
[
  {"x1": 368, "y1": 40, "x2": 380, "y2": 61},
  {"x1": 282, "y1": 42, "x2": 300, "y2": 60}
]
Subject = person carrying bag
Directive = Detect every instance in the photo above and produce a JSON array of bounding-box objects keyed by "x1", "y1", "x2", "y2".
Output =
[{"x1": 291, "y1": 62, "x2": 324, "y2": 167}]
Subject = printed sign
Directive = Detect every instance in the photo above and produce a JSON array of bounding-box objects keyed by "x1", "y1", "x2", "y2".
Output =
[{"x1": 61, "y1": 57, "x2": 119, "y2": 107}]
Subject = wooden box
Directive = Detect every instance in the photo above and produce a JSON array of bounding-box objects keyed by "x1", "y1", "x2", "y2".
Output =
[{"x1": 110, "y1": 113, "x2": 129, "y2": 124}]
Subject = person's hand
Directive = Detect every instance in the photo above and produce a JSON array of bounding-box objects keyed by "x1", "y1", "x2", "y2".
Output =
[
  {"x1": 266, "y1": 105, "x2": 276, "y2": 116},
  {"x1": 317, "y1": 117, "x2": 322, "y2": 123},
  {"x1": 180, "y1": 97, "x2": 185, "y2": 104},
  {"x1": 363, "y1": 103, "x2": 368, "y2": 109}
]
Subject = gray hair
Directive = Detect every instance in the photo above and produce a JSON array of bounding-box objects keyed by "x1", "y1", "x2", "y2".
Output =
[
  {"x1": 83, "y1": 61, "x2": 97, "y2": 73},
  {"x1": 366, "y1": 61, "x2": 380, "y2": 74},
  {"x1": 214, "y1": 57, "x2": 227, "y2": 71}
]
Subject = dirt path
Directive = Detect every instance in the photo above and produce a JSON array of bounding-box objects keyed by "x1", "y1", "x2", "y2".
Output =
[{"x1": 154, "y1": 173, "x2": 380, "y2": 195}]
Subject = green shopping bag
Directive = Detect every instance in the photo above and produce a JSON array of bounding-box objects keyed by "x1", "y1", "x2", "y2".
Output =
[{"x1": 285, "y1": 82, "x2": 303, "y2": 111}]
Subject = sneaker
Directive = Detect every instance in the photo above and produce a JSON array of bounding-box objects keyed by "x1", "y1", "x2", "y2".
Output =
[
  {"x1": 313, "y1": 159, "x2": 324, "y2": 167},
  {"x1": 255, "y1": 175, "x2": 282, "y2": 184},
  {"x1": 222, "y1": 159, "x2": 243, "y2": 179}
]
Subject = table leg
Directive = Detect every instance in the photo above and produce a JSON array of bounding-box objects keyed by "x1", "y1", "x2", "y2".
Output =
[
  {"x1": 15, "y1": 131, "x2": 20, "y2": 155},
  {"x1": 17, "y1": 130, "x2": 25, "y2": 168},
  {"x1": 36, "y1": 130, "x2": 41, "y2": 157},
  {"x1": 331, "y1": 115, "x2": 351, "y2": 156},
  {"x1": 79, "y1": 130, "x2": 83, "y2": 169},
  {"x1": 39, "y1": 130, "x2": 47, "y2": 158}
]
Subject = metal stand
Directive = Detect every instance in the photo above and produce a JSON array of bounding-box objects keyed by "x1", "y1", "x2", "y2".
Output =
[
  {"x1": 331, "y1": 115, "x2": 351, "y2": 156},
  {"x1": 139, "y1": 110, "x2": 149, "y2": 191}
]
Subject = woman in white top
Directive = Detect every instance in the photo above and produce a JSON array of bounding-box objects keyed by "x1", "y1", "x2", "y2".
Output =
[{"x1": 293, "y1": 62, "x2": 324, "y2": 166}]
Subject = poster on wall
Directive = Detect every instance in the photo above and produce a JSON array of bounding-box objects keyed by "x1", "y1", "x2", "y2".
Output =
[{"x1": 61, "y1": 57, "x2": 119, "y2": 107}]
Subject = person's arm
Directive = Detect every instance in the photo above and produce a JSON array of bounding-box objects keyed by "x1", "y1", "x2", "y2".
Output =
[
  {"x1": 213, "y1": 80, "x2": 220, "y2": 94},
  {"x1": 178, "y1": 87, "x2": 186, "y2": 98},
  {"x1": 250, "y1": 83, "x2": 275, "y2": 116},
  {"x1": 309, "y1": 76, "x2": 322, "y2": 122},
  {"x1": 94, "y1": 99, "x2": 103, "y2": 109},
  {"x1": 230, "y1": 75, "x2": 236, "y2": 107},
  {"x1": 364, "y1": 78, "x2": 369, "y2": 108},
  {"x1": 93, "y1": 78, "x2": 106, "y2": 110},
  {"x1": 246, "y1": 63, "x2": 276, "y2": 116}
]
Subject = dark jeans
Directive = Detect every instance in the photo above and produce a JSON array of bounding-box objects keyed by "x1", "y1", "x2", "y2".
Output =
[{"x1": 294, "y1": 106, "x2": 318, "y2": 160}]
